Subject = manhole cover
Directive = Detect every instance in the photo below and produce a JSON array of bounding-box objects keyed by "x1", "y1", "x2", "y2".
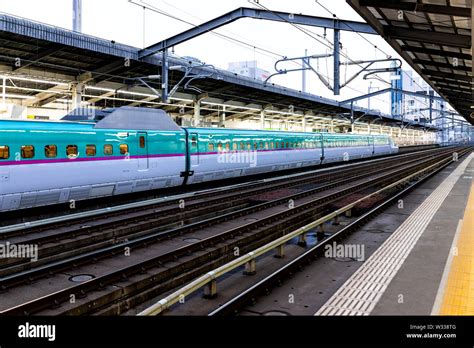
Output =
[
  {"x1": 69, "y1": 274, "x2": 95, "y2": 283},
  {"x1": 263, "y1": 310, "x2": 290, "y2": 316},
  {"x1": 183, "y1": 237, "x2": 201, "y2": 243}
]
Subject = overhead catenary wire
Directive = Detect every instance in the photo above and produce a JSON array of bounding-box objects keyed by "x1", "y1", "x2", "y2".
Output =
[
  {"x1": 131, "y1": 0, "x2": 288, "y2": 62},
  {"x1": 136, "y1": 0, "x2": 407, "y2": 111},
  {"x1": 136, "y1": 0, "x2": 390, "y2": 104},
  {"x1": 313, "y1": 0, "x2": 436, "y2": 110},
  {"x1": 251, "y1": 1, "x2": 394, "y2": 106}
]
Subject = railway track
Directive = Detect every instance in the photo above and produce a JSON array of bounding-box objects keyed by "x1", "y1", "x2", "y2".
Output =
[
  {"x1": 0, "y1": 146, "x2": 468, "y2": 316},
  {"x1": 139, "y1": 147, "x2": 472, "y2": 316},
  {"x1": 0, "y1": 148, "x2": 445, "y2": 276}
]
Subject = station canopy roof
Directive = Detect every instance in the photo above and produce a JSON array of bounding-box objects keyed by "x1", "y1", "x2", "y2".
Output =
[
  {"x1": 347, "y1": 0, "x2": 473, "y2": 125},
  {"x1": 0, "y1": 12, "x2": 441, "y2": 130}
]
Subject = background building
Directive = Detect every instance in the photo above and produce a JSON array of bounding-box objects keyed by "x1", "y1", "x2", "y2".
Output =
[{"x1": 227, "y1": 61, "x2": 270, "y2": 82}]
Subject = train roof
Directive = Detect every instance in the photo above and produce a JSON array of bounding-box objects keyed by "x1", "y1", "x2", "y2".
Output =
[
  {"x1": 185, "y1": 127, "x2": 391, "y2": 138},
  {"x1": 62, "y1": 106, "x2": 182, "y2": 132},
  {"x1": 0, "y1": 118, "x2": 95, "y2": 132}
]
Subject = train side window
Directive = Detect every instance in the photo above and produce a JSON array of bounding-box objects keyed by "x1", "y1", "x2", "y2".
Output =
[
  {"x1": 217, "y1": 142, "x2": 223, "y2": 152},
  {"x1": 276, "y1": 142, "x2": 280, "y2": 149},
  {"x1": 254, "y1": 142, "x2": 258, "y2": 150},
  {"x1": 285, "y1": 142, "x2": 289, "y2": 149},
  {"x1": 120, "y1": 144, "x2": 129, "y2": 155},
  {"x1": 21, "y1": 145, "x2": 35, "y2": 159},
  {"x1": 247, "y1": 142, "x2": 251, "y2": 150},
  {"x1": 86, "y1": 145, "x2": 96, "y2": 156},
  {"x1": 208, "y1": 143, "x2": 215, "y2": 151},
  {"x1": 139, "y1": 136, "x2": 146, "y2": 148},
  {"x1": 0, "y1": 145, "x2": 9, "y2": 159},
  {"x1": 191, "y1": 136, "x2": 197, "y2": 148},
  {"x1": 104, "y1": 144, "x2": 113, "y2": 155},
  {"x1": 44, "y1": 145, "x2": 57, "y2": 158},
  {"x1": 265, "y1": 142, "x2": 269, "y2": 149},
  {"x1": 270, "y1": 142, "x2": 274, "y2": 149},
  {"x1": 259, "y1": 141, "x2": 264, "y2": 149},
  {"x1": 233, "y1": 142, "x2": 238, "y2": 151},
  {"x1": 225, "y1": 143, "x2": 230, "y2": 151},
  {"x1": 240, "y1": 141, "x2": 245, "y2": 150},
  {"x1": 66, "y1": 145, "x2": 78, "y2": 157}
]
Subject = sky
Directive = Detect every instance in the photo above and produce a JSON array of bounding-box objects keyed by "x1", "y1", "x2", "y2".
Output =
[{"x1": 0, "y1": 0, "x2": 427, "y2": 114}]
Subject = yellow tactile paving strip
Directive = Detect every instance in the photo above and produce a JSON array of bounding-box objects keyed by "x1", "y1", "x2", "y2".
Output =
[{"x1": 440, "y1": 182, "x2": 474, "y2": 315}]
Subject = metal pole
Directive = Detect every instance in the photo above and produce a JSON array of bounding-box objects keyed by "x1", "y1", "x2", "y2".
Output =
[
  {"x1": 142, "y1": 6, "x2": 146, "y2": 49},
  {"x1": 161, "y1": 49, "x2": 169, "y2": 102},
  {"x1": 429, "y1": 93, "x2": 433, "y2": 124},
  {"x1": 302, "y1": 49, "x2": 307, "y2": 93},
  {"x1": 333, "y1": 20, "x2": 340, "y2": 95},
  {"x1": 2, "y1": 76, "x2": 5, "y2": 106},
  {"x1": 368, "y1": 82, "x2": 372, "y2": 111},
  {"x1": 350, "y1": 101, "x2": 354, "y2": 127},
  {"x1": 193, "y1": 100, "x2": 200, "y2": 127},
  {"x1": 72, "y1": 0, "x2": 82, "y2": 32},
  {"x1": 219, "y1": 105, "x2": 226, "y2": 128}
]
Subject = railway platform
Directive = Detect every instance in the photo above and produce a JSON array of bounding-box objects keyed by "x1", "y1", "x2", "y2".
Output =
[{"x1": 316, "y1": 152, "x2": 474, "y2": 316}]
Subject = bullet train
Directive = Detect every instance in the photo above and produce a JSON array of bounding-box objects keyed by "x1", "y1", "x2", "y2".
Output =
[{"x1": 0, "y1": 107, "x2": 398, "y2": 212}]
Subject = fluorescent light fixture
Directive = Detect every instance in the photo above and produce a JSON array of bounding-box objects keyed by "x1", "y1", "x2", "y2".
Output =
[
  {"x1": 3, "y1": 93, "x2": 35, "y2": 99},
  {"x1": 86, "y1": 86, "x2": 157, "y2": 98},
  {"x1": 0, "y1": 75, "x2": 69, "y2": 86},
  {"x1": 201, "y1": 101, "x2": 261, "y2": 111},
  {"x1": 169, "y1": 97, "x2": 194, "y2": 102},
  {"x1": 6, "y1": 85, "x2": 65, "y2": 94}
]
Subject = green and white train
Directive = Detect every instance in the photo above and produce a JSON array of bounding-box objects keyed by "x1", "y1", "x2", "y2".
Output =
[{"x1": 0, "y1": 107, "x2": 398, "y2": 212}]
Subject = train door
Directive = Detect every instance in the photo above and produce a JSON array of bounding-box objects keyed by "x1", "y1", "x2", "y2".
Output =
[
  {"x1": 190, "y1": 132, "x2": 199, "y2": 166},
  {"x1": 137, "y1": 132, "x2": 149, "y2": 170},
  {"x1": 368, "y1": 136, "x2": 375, "y2": 155}
]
